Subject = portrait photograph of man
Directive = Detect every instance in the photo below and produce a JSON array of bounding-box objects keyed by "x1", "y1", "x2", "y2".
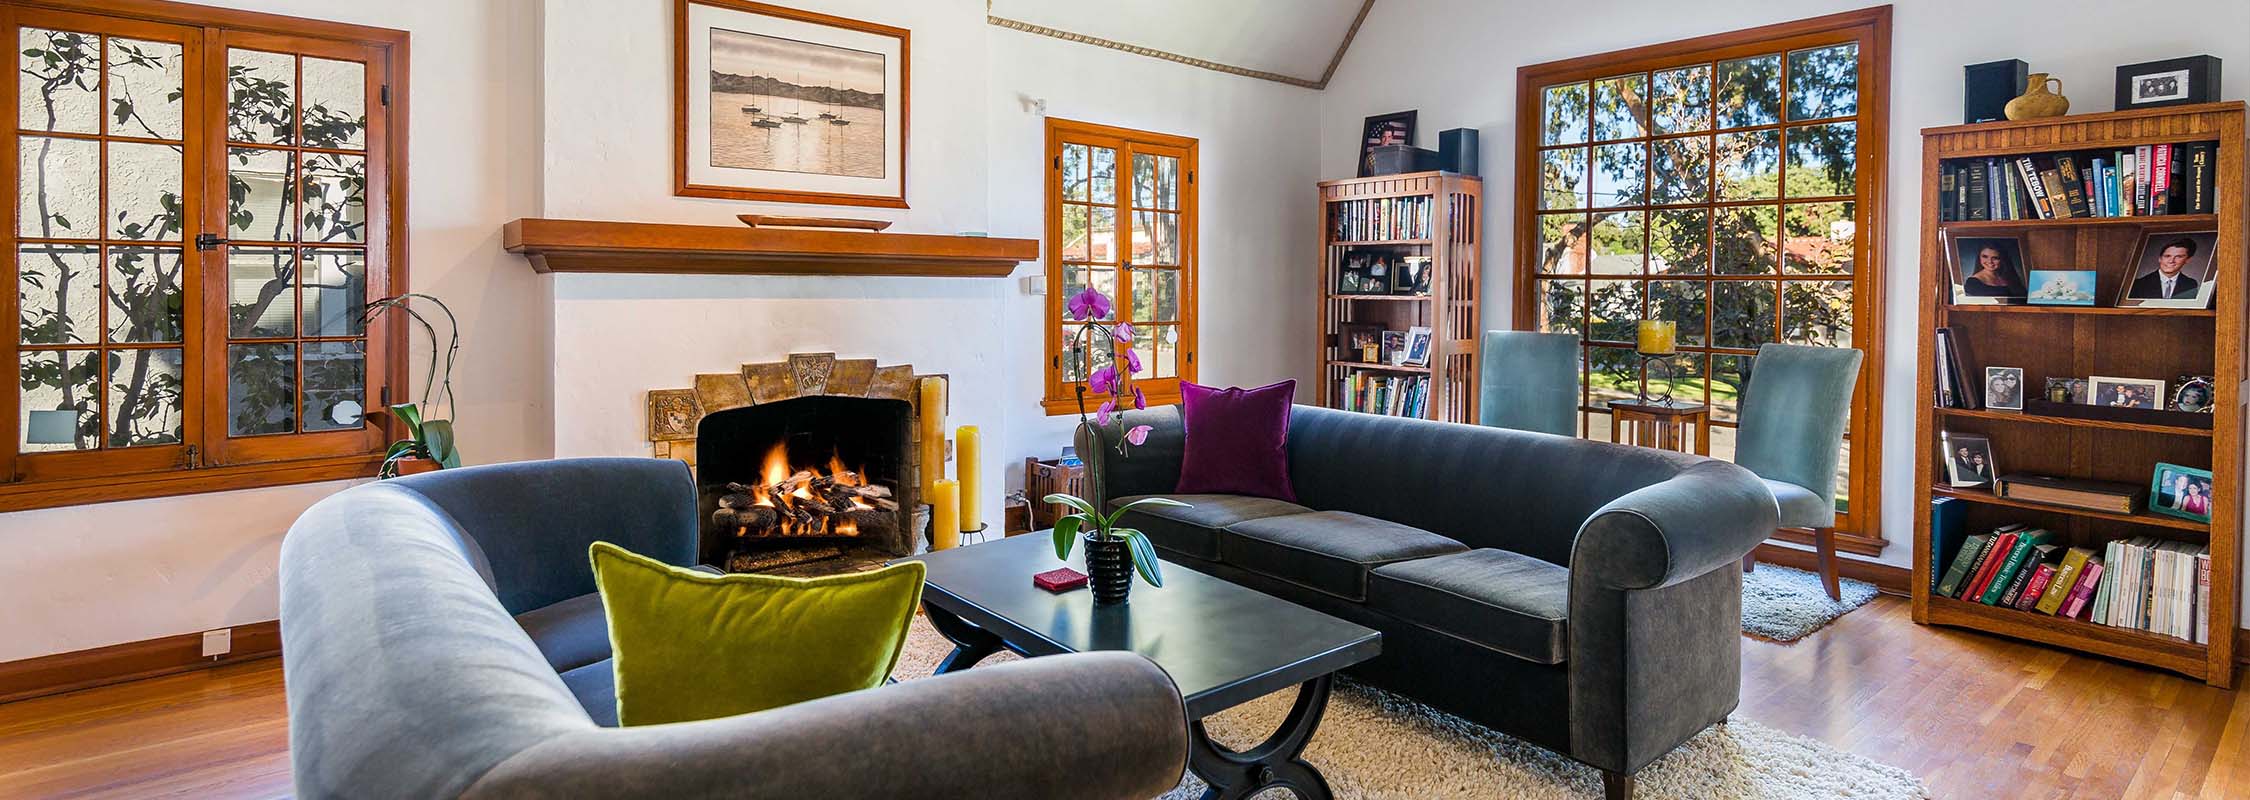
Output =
[{"x1": 2118, "y1": 231, "x2": 2219, "y2": 308}]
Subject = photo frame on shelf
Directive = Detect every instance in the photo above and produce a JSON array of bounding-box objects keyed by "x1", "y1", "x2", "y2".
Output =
[
  {"x1": 1357, "y1": 110, "x2": 1418, "y2": 177},
  {"x1": 1338, "y1": 322, "x2": 1385, "y2": 364},
  {"x1": 2114, "y1": 55, "x2": 2222, "y2": 110},
  {"x1": 2042, "y1": 377, "x2": 2088, "y2": 405},
  {"x1": 1402, "y1": 326, "x2": 1433, "y2": 367},
  {"x1": 1381, "y1": 330, "x2": 1409, "y2": 365},
  {"x1": 2115, "y1": 230, "x2": 2219, "y2": 309},
  {"x1": 2089, "y1": 375, "x2": 2167, "y2": 409},
  {"x1": 1984, "y1": 366, "x2": 2024, "y2": 411},
  {"x1": 1392, "y1": 255, "x2": 1430, "y2": 295},
  {"x1": 1941, "y1": 431, "x2": 1997, "y2": 489},
  {"x1": 2149, "y1": 462, "x2": 2215, "y2": 523},
  {"x1": 2026, "y1": 269, "x2": 2097, "y2": 306},
  {"x1": 2172, "y1": 375, "x2": 2216, "y2": 413},
  {"x1": 1944, "y1": 232, "x2": 2028, "y2": 305}
]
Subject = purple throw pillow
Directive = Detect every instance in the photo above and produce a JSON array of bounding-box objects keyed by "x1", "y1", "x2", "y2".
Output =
[{"x1": 1175, "y1": 380, "x2": 1297, "y2": 502}]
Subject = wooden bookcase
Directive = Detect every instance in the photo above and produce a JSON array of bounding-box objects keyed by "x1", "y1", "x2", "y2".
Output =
[
  {"x1": 1316, "y1": 172, "x2": 1483, "y2": 422},
  {"x1": 1910, "y1": 102, "x2": 2246, "y2": 687}
]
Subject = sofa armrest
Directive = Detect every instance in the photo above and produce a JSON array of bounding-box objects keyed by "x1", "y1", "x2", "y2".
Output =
[
  {"x1": 1569, "y1": 460, "x2": 1779, "y2": 591},
  {"x1": 463, "y1": 652, "x2": 1189, "y2": 799}
]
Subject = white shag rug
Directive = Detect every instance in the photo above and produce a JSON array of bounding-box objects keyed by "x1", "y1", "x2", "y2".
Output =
[
  {"x1": 892, "y1": 616, "x2": 1927, "y2": 800},
  {"x1": 1740, "y1": 564, "x2": 1879, "y2": 642}
]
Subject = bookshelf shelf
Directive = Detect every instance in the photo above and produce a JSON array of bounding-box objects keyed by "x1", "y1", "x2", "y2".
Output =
[
  {"x1": 1913, "y1": 101, "x2": 2243, "y2": 688},
  {"x1": 1318, "y1": 171, "x2": 1481, "y2": 422}
]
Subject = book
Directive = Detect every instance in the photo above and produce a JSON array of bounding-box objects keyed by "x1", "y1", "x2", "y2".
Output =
[
  {"x1": 1939, "y1": 168, "x2": 1959, "y2": 221},
  {"x1": 2118, "y1": 150, "x2": 2136, "y2": 217},
  {"x1": 2014, "y1": 157, "x2": 2052, "y2": 219},
  {"x1": 2185, "y1": 143, "x2": 2214, "y2": 214},
  {"x1": 2003, "y1": 542, "x2": 2062, "y2": 607},
  {"x1": 2060, "y1": 560, "x2": 2103, "y2": 619},
  {"x1": 1966, "y1": 161, "x2": 1991, "y2": 220},
  {"x1": 2134, "y1": 144, "x2": 2152, "y2": 215},
  {"x1": 2014, "y1": 563, "x2": 2057, "y2": 611},
  {"x1": 1929, "y1": 497, "x2": 1968, "y2": 592},
  {"x1": 1994, "y1": 474, "x2": 2144, "y2": 514},
  {"x1": 2091, "y1": 539, "x2": 2122, "y2": 625},
  {"x1": 2195, "y1": 550, "x2": 2211, "y2": 644},
  {"x1": 2037, "y1": 546, "x2": 2097, "y2": 614},
  {"x1": 1965, "y1": 530, "x2": 2020, "y2": 600},
  {"x1": 2053, "y1": 156, "x2": 2091, "y2": 218},
  {"x1": 2088, "y1": 158, "x2": 2109, "y2": 216},
  {"x1": 1981, "y1": 530, "x2": 2053, "y2": 605},
  {"x1": 1941, "y1": 326, "x2": 1980, "y2": 408},
  {"x1": 2149, "y1": 144, "x2": 2173, "y2": 215},
  {"x1": 1937, "y1": 533, "x2": 1991, "y2": 598}
]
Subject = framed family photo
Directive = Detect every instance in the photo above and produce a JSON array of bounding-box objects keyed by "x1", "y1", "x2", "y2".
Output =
[
  {"x1": 2114, "y1": 55, "x2": 2221, "y2": 110},
  {"x1": 2115, "y1": 231, "x2": 2218, "y2": 309},
  {"x1": 2089, "y1": 376, "x2": 2166, "y2": 409},
  {"x1": 1944, "y1": 232, "x2": 2027, "y2": 305},
  {"x1": 1984, "y1": 366, "x2": 2024, "y2": 412},
  {"x1": 674, "y1": 0, "x2": 909, "y2": 207},
  {"x1": 2149, "y1": 462, "x2": 2214, "y2": 523},
  {"x1": 1356, "y1": 110, "x2": 1416, "y2": 177},
  {"x1": 1942, "y1": 432, "x2": 1997, "y2": 489}
]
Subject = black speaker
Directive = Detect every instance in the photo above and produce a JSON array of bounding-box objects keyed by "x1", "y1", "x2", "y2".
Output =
[
  {"x1": 1964, "y1": 59, "x2": 2028, "y2": 124},
  {"x1": 1437, "y1": 128, "x2": 1479, "y2": 176}
]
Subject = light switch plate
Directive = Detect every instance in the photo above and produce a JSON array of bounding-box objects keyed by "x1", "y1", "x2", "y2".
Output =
[
  {"x1": 1021, "y1": 275, "x2": 1045, "y2": 295},
  {"x1": 200, "y1": 628, "x2": 231, "y2": 658}
]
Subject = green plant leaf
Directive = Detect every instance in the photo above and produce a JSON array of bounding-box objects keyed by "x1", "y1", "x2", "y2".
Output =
[
  {"x1": 1119, "y1": 529, "x2": 1164, "y2": 587},
  {"x1": 1044, "y1": 493, "x2": 1098, "y2": 517},
  {"x1": 1052, "y1": 515, "x2": 1081, "y2": 560},
  {"x1": 1102, "y1": 495, "x2": 1190, "y2": 529},
  {"x1": 389, "y1": 402, "x2": 423, "y2": 439},
  {"x1": 418, "y1": 419, "x2": 461, "y2": 469}
]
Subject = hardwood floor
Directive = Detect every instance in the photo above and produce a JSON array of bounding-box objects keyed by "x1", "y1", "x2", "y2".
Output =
[{"x1": 0, "y1": 595, "x2": 2244, "y2": 799}]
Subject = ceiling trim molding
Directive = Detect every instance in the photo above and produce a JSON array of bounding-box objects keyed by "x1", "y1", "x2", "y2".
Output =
[{"x1": 985, "y1": 0, "x2": 1374, "y2": 91}]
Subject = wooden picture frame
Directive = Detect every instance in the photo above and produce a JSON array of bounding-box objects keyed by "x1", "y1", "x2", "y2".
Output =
[
  {"x1": 1356, "y1": 110, "x2": 1416, "y2": 177},
  {"x1": 2088, "y1": 375, "x2": 2166, "y2": 410},
  {"x1": 2115, "y1": 230, "x2": 2219, "y2": 309},
  {"x1": 1944, "y1": 232, "x2": 2028, "y2": 305},
  {"x1": 1983, "y1": 366, "x2": 2024, "y2": 411},
  {"x1": 673, "y1": 0, "x2": 909, "y2": 208}
]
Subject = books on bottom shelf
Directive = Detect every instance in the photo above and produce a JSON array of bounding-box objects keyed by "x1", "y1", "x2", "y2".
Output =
[
  {"x1": 1934, "y1": 522, "x2": 2211, "y2": 644},
  {"x1": 1337, "y1": 371, "x2": 1429, "y2": 418}
]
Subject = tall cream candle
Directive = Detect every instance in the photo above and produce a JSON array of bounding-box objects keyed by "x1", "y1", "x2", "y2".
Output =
[
  {"x1": 955, "y1": 425, "x2": 982, "y2": 533},
  {"x1": 918, "y1": 377, "x2": 947, "y2": 497},
  {"x1": 930, "y1": 479, "x2": 960, "y2": 551}
]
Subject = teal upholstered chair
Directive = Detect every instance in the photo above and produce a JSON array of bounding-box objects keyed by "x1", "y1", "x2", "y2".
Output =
[
  {"x1": 1732, "y1": 343, "x2": 1864, "y2": 600},
  {"x1": 1478, "y1": 330, "x2": 1580, "y2": 436}
]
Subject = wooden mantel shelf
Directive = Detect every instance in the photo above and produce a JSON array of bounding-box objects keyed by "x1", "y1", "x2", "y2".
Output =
[{"x1": 502, "y1": 218, "x2": 1039, "y2": 277}]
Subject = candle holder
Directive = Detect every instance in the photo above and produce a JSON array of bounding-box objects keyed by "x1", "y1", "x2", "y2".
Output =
[
  {"x1": 1634, "y1": 320, "x2": 1679, "y2": 405},
  {"x1": 1637, "y1": 355, "x2": 1678, "y2": 405}
]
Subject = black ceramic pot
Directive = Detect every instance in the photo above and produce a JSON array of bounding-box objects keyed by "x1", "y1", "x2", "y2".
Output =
[{"x1": 1083, "y1": 532, "x2": 1133, "y2": 605}]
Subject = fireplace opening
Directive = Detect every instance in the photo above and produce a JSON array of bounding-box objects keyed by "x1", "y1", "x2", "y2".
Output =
[{"x1": 695, "y1": 395, "x2": 916, "y2": 571}]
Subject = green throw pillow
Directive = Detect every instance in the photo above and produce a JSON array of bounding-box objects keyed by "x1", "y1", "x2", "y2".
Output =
[{"x1": 589, "y1": 541, "x2": 925, "y2": 726}]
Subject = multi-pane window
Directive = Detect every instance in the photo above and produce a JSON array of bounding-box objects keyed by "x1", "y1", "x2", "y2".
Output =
[
  {"x1": 3, "y1": 2, "x2": 404, "y2": 509},
  {"x1": 1044, "y1": 118, "x2": 1197, "y2": 413},
  {"x1": 1517, "y1": 11, "x2": 1886, "y2": 536}
]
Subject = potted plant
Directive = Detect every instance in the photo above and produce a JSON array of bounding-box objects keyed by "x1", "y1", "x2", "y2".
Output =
[
  {"x1": 1044, "y1": 285, "x2": 1185, "y2": 604},
  {"x1": 361, "y1": 293, "x2": 462, "y2": 478}
]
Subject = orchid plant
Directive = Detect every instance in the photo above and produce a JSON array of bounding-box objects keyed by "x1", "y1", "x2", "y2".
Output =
[{"x1": 1064, "y1": 286, "x2": 1154, "y2": 451}]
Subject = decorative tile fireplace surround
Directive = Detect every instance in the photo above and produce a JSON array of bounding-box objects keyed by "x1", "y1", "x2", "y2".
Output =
[{"x1": 647, "y1": 353, "x2": 944, "y2": 573}]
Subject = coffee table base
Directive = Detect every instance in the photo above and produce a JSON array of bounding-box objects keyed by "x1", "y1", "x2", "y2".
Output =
[{"x1": 923, "y1": 602, "x2": 1336, "y2": 800}]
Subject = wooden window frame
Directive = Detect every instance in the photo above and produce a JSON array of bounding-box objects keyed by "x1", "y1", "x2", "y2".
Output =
[
  {"x1": 1512, "y1": 7, "x2": 1891, "y2": 553},
  {"x1": 1042, "y1": 118, "x2": 1198, "y2": 415},
  {"x1": 0, "y1": 0, "x2": 409, "y2": 512}
]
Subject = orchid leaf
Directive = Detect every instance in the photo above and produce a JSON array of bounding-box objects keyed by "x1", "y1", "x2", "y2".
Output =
[
  {"x1": 1103, "y1": 496, "x2": 1189, "y2": 529},
  {"x1": 1118, "y1": 529, "x2": 1164, "y2": 587},
  {"x1": 1052, "y1": 514, "x2": 1082, "y2": 560},
  {"x1": 418, "y1": 419, "x2": 461, "y2": 469},
  {"x1": 389, "y1": 402, "x2": 423, "y2": 439},
  {"x1": 1045, "y1": 493, "x2": 1099, "y2": 517}
]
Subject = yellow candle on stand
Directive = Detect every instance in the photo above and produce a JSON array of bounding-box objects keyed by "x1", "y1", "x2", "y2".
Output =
[
  {"x1": 918, "y1": 377, "x2": 947, "y2": 496},
  {"x1": 930, "y1": 479, "x2": 960, "y2": 550},
  {"x1": 955, "y1": 425, "x2": 981, "y2": 533},
  {"x1": 1636, "y1": 320, "x2": 1677, "y2": 355}
]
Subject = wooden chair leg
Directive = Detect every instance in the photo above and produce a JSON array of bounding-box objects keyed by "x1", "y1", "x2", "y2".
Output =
[
  {"x1": 1742, "y1": 552, "x2": 1756, "y2": 573},
  {"x1": 1814, "y1": 526, "x2": 1841, "y2": 601},
  {"x1": 1602, "y1": 769, "x2": 1636, "y2": 800}
]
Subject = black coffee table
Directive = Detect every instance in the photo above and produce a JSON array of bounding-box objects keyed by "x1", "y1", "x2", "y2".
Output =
[{"x1": 899, "y1": 532, "x2": 1381, "y2": 800}]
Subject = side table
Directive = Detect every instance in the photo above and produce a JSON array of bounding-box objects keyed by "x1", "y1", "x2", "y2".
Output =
[{"x1": 1605, "y1": 398, "x2": 1709, "y2": 455}]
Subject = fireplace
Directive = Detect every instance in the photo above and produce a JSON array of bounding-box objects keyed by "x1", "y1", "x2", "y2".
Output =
[{"x1": 645, "y1": 353, "x2": 941, "y2": 573}]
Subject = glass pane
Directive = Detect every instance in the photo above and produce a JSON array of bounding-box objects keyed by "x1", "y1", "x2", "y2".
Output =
[
  {"x1": 1591, "y1": 143, "x2": 1645, "y2": 207},
  {"x1": 18, "y1": 244, "x2": 98, "y2": 345},
  {"x1": 228, "y1": 342, "x2": 296, "y2": 436},
  {"x1": 1060, "y1": 329, "x2": 1114, "y2": 383},
  {"x1": 1786, "y1": 122, "x2": 1857, "y2": 197},
  {"x1": 1131, "y1": 211, "x2": 1177, "y2": 266},
  {"x1": 1061, "y1": 205, "x2": 1089, "y2": 260},
  {"x1": 1648, "y1": 280, "x2": 1707, "y2": 347},
  {"x1": 1128, "y1": 327, "x2": 1154, "y2": 383},
  {"x1": 106, "y1": 347, "x2": 183, "y2": 447},
  {"x1": 1087, "y1": 206, "x2": 1116, "y2": 263},
  {"x1": 1155, "y1": 325, "x2": 1179, "y2": 379},
  {"x1": 229, "y1": 246, "x2": 296, "y2": 337},
  {"x1": 1155, "y1": 155, "x2": 1179, "y2": 210},
  {"x1": 302, "y1": 340, "x2": 366, "y2": 432},
  {"x1": 1588, "y1": 345, "x2": 1637, "y2": 407},
  {"x1": 1715, "y1": 54, "x2": 1781, "y2": 129},
  {"x1": 1709, "y1": 354, "x2": 1752, "y2": 422},
  {"x1": 228, "y1": 49, "x2": 296, "y2": 145},
  {"x1": 1132, "y1": 153, "x2": 1156, "y2": 209},
  {"x1": 106, "y1": 38, "x2": 186, "y2": 140},
  {"x1": 1589, "y1": 211, "x2": 1646, "y2": 275},
  {"x1": 1713, "y1": 281, "x2": 1777, "y2": 349},
  {"x1": 1833, "y1": 438, "x2": 1851, "y2": 513},
  {"x1": 1783, "y1": 201, "x2": 1855, "y2": 273},
  {"x1": 1088, "y1": 146, "x2": 1115, "y2": 204},
  {"x1": 1649, "y1": 208, "x2": 1709, "y2": 274},
  {"x1": 1650, "y1": 65, "x2": 1711, "y2": 134},
  {"x1": 1062, "y1": 267, "x2": 1117, "y2": 319},
  {"x1": 1542, "y1": 82, "x2": 1590, "y2": 145},
  {"x1": 1130, "y1": 210, "x2": 1152, "y2": 266},
  {"x1": 229, "y1": 147, "x2": 295, "y2": 242},
  {"x1": 1155, "y1": 268, "x2": 1180, "y2": 321},
  {"x1": 300, "y1": 57, "x2": 367, "y2": 150},
  {"x1": 1708, "y1": 423, "x2": 1737, "y2": 461},
  {"x1": 106, "y1": 246, "x2": 184, "y2": 343},
  {"x1": 1537, "y1": 213, "x2": 1589, "y2": 274},
  {"x1": 19, "y1": 349, "x2": 98, "y2": 452},
  {"x1": 1788, "y1": 43, "x2": 1859, "y2": 121},
  {"x1": 18, "y1": 136, "x2": 98, "y2": 239},
  {"x1": 1585, "y1": 411, "x2": 1612, "y2": 443},
  {"x1": 1649, "y1": 351, "x2": 1704, "y2": 405},
  {"x1": 1155, "y1": 212, "x2": 1177, "y2": 265},
  {"x1": 1587, "y1": 279, "x2": 1642, "y2": 343},
  {"x1": 301, "y1": 249, "x2": 367, "y2": 337},
  {"x1": 107, "y1": 141, "x2": 185, "y2": 241},
  {"x1": 1062, "y1": 143, "x2": 1087, "y2": 201},
  {"x1": 1540, "y1": 147, "x2": 1587, "y2": 210},
  {"x1": 300, "y1": 152, "x2": 366, "y2": 243},
  {"x1": 1714, "y1": 205, "x2": 1778, "y2": 275},
  {"x1": 1591, "y1": 74, "x2": 1647, "y2": 141},
  {"x1": 1714, "y1": 128, "x2": 1780, "y2": 200},
  {"x1": 1535, "y1": 279, "x2": 1585, "y2": 336},
  {"x1": 1784, "y1": 280, "x2": 1853, "y2": 348},
  {"x1": 19, "y1": 29, "x2": 100, "y2": 134},
  {"x1": 1649, "y1": 136, "x2": 1710, "y2": 204},
  {"x1": 1129, "y1": 267, "x2": 1155, "y2": 321}
]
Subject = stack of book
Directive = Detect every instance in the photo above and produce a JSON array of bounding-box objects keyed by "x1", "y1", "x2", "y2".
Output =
[
  {"x1": 1932, "y1": 326, "x2": 1979, "y2": 409},
  {"x1": 1339, "y1": 372, "x2": 1429, "y2": 417},
  {"x1": 1936, "y1": 142, "x2": 2219, "y2": 221},
  {"x1": 1329, "y1": 196, "x2": 1432, "y2": 241},
  {"x1": 1934, "y1": 524, "x2": 2212, "y2": 644}
]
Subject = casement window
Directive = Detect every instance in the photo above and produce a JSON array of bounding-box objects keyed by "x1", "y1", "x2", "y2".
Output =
[
  {"x1": 1042, "y1": 118, "x2": 1197, "y2": 415},
  {"x1": 1, "y1": 0, "x2": 406, "y2": 511},
  {"x1": 1513, "y1": 8, "x2": 1889, "y2": 550}
]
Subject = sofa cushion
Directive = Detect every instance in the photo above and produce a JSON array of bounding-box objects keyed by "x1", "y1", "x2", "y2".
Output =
[
  {"x1": 1219, "y1": 511, "x2": 1468, "y2": 601},
  {"x1": 1176, "y1": 380, "x2": 1298, "y2": 502},
  {"x1": 514, "y1": 591, "x2": 610, "y2": 673},
  {"x1": 1367, "y1": 549, "x2": 1570, "y2": 664},
  {"x1": 1110, "y1": 493, "x2": 1310, "y2": 560},
  {"x1": 1761, "y1": 478, "x2": 1831, "y2": 529},
  {"x1": 559, "y1": 658, "x2": 619, "y2": 727}
]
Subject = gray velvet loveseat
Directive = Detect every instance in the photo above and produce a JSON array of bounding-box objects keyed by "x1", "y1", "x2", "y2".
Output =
[
  {"x1": 1095, "y1": 405, "x2": 1778, "y2": 798},
  {"x1": 279, "y1": 458, "x2": 1189, "y2": 799}
]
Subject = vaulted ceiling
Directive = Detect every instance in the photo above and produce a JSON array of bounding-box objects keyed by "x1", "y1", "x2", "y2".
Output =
[{"x1": 986, "y1": 0, "x2": 1374, "y2": 88}]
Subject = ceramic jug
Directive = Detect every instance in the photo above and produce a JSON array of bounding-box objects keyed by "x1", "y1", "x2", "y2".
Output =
[{"x1": 2004, "y1": 73, "x2": 2069, "y2": 120}]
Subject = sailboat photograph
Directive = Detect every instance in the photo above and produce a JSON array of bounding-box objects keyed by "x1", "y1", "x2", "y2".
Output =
[
  {"x1": 678, "y1": 0, "x2": 904, "y2": 206},
  {"x1": 705, "y1": 28, "x2": 884, "y2": 177}
]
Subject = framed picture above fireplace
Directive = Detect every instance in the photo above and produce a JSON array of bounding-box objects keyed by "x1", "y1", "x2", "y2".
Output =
[{"x1": 673, "y1": 0, "x2": 909, "y2": 207}]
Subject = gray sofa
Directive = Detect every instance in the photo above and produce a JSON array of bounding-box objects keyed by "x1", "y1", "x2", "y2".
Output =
[
  {"x1": 1095, "y1": 405, "x2": 1778, "y2": 797},
  {"x1": 279, "y1": 458, "x2": 1188, "y2": 799}
]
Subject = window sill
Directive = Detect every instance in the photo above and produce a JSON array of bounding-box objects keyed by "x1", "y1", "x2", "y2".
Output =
[
  {"x1": 1042, "y1": 388, "x2": 1185, "y2": 417},
  {"x1": 0, "y1": 453, "x2": 386, "y2": 513}
]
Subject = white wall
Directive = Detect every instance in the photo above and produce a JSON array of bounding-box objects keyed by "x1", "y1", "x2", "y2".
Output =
[
  {"x1": 0, "y1": 0, "x2": 547, "y2": 664},
  {"x1": 1318, "y1": 0, "x2": 2250, "y2": 611}
]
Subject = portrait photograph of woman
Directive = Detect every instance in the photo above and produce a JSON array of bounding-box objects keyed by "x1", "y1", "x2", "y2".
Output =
[
  {"x1": 1946, "y1": 234, "x2": 2028, "y2": 305},
  {"x1": 2150, "y1": 463, "x2": 2214, "y2": 523}
]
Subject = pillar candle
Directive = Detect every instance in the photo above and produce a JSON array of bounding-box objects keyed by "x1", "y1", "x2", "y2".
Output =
[
  {"x1": 930, "y1": 479, "x2": 960, "y2": 551},
  {"x1": 918, "y1": 377, "x2": 947, "y2": 496},
  {"x1": 1636, "y1": 320, "x2": 1677, "y2": 356},
  {"x1": 955, "y1": 425, "x2": 982, "y2": 532}
]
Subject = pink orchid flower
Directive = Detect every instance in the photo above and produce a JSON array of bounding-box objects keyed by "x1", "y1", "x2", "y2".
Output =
[
  {"x1": 1096, "y1": 399, "x2": 1116, "y2": 427},
  {"x1": 1133, "y1": 386, "x2": 1147, "y2": 410},
  {"x1": 1066, "y1": 286, "x2": 1113, "y2": 321},
  {"x1": 1110, "y1": 321, "x2": 1135, "y2": 344},
  {"x1": 1123, "y1": 346, "x2": 1143, "y2": 375},
  {"x1": 1124, "y1": 425, "x2": 1153, "y2": 445},
  {"x1": 1088, "y1": 364, "x2": 1118, "y2": 395}
]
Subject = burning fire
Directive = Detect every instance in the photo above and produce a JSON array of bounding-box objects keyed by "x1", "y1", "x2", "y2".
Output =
[{"x1": 745, "y1": 442, "x2": 876, "y2": 537}]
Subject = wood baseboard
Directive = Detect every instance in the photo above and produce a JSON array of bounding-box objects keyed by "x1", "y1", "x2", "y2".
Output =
[
  {"x1": 2239, "y1": 629, "x2": 2249, "y2": 667},
  {"x1": 0, "y1": 621, "x2": 280, "y2": 705},
  {"x1": 1748, "y1": 542, "x2": 1913, "y2": 596}
]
